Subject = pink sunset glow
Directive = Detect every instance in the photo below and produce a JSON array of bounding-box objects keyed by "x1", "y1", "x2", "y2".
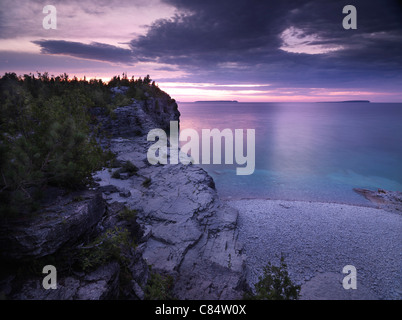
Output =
[{"x1": 0, "y1": 0, "x2": 401, "y2": 102}]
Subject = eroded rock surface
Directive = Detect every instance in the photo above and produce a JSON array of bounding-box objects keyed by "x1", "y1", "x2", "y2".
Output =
[
  {"x1": 0, "y1": 190, "x2": 105, "y2": 261},
  {"x1": 92, "y1": 102, "x2": 247, "y2": 299},
  {"x1": 1, "y1": 95, "x2": 247, "y2": 300},
  {"x1": 354, "y1": 188, "x2": 402, "y2": 214},
  {"x1": 11, "y1": 262, "x2": 120, "y2": 300}
]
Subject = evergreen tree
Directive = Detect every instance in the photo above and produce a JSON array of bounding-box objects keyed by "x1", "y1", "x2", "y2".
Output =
[{"x1": 0, "y1": 73, "x2": 112, "y2": 216}]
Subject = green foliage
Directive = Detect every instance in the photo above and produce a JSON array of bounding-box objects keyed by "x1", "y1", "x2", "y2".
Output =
[
  {"x1": 122, "y1": 161, "x2": 139, "y2": 175},
  {"x1": 111, "y1": 161, "x2": 139, "y2": 179},
  {"x1": 108, "y1": 74, "x2": 171, "y2": 102},
  {"x1": 245, "y1": 255, "x2": 300, "y2": 300},
  {"x1": 0, "y1": 72, "x2": 168, "y2": 217},
  {"x1": 113, "y1": 93, "x2": 132, "y2": 107},
  {"x1": 0, "y1": 73, "x2": 114, "y2": 216},
  {"x1": 80, "y1": 226, "x2": 135, "y2": 271},
  {"x1": 118, "y1": 207, "x2": 138, "y2": 222},
  {"x1": 145, "y1": 269, "x2": 175, "y2": 300}
]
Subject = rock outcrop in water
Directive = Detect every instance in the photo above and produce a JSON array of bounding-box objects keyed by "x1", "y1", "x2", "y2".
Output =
[
  {"x1": 354, "y1": 188, "x2": 402, "y2": 214},
  {"x1": 0, "y1": 89, "x2": 247, "y2": 300}
]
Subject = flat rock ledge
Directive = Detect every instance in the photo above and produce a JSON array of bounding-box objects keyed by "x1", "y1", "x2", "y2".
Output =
[
  {"x1": 0, "y1": 190, "x2": 105, "y2": 261},
  {"x1": 91, "y1": 102, "x2": 248, "y2": 299},
  {"x1": 10, "y1": 262, "x2": 121, "y2": 300},
  {"x1": 93, "y1": 139, "x2": 247, "y2": 299},
  {"x1": 0, "y1": 192, "x2": 150, "y2": 300},
  {"x1": 0, "y1": 101, "x2": 247, "y2": 300}
]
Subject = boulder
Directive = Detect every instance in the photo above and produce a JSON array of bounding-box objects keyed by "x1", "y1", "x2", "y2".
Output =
[
  {"x1": 76, "y1": 262, "x2": 120, "y2": 300},
  {"x1": 0, "y1": 190, "x2": 105, "y2": 261},
  {"x1": 10, "y1": 262, "x2": 120, "y2": 300}
]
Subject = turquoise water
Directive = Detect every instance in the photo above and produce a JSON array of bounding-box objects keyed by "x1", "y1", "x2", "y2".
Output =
[{"x1": 178, "y1": 102, "x2": 402, "y2": 204}]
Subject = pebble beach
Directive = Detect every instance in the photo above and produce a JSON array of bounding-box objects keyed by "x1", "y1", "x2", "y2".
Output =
[{"x1": 227, "y1": 199, "x2": 401, "y2": 300}]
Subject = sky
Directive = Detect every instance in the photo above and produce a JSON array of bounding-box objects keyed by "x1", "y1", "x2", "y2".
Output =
[{"x1": 0, "y1": 0, "x2": 401, "y2": 102}]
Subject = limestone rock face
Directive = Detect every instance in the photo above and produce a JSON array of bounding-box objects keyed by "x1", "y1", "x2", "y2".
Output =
[
  {"x1": 108, "y1": 86, "x2": 180, "y2": 132},
  {"x1": 90, "y1": 96, "x2": 179, "y2": 139},
  {"x1": 1, "y1": 195, "x2": 149, "y2": 300},
  {"x1": 143, "y1": 96, "x2": 180, "y2": 131},
  {"x1": 1, "y1": 90, "x2": 246, "y2": 300},
  {"x1": 11, "y1": 262, "x2": 120, "y2": 300},
  {"x1": 0, "y1": 190, "x2": 105, "y2": 261},
  {"x1": 135, "y1": 164, "x2": 246, "y2": 299},
  {"x1": 93, "y1": 137, "x2": 248, "y2": 299}
]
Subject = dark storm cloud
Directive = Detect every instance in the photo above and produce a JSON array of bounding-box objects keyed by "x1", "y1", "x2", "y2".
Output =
[
  {"x1": 23, "y1": 0, "x2": 402, "y2": 90},
  {"x1": 129, "y1": 0, "x2": 402, "y2": 88},
  {"x1": 32, "y1": 40, "x2": 135, "y2": 64},
  {"x1": 130, "y1": 0, "x2": 290, "y2": 65}
]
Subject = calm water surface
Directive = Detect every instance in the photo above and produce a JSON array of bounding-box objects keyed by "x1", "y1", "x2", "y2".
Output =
[{"x1": 178, "y1": 102, "x2": 402, "y2": 204}]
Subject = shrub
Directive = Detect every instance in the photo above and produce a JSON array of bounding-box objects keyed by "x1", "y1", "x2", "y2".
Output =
[
  {"x1": 0, "y1": 73, "x2": 112, "y2": 216},
  {"x1": 245, "y1": 254, "x2": 300, "y2": 300},
  {"x1": 118, "y1": 207, "x2": 138, "y2": 221},
  {"x1": 113, "y1": 93, "x2": 132, "y2": 107},
  {"x1": 80, "y1": 226, "x2": 135, "y2": 271},
  {"x1": 145, "y1": 269, "x2": 175, "y2": 300},
  {"x1": 122, "y1": 161, "x2": 139, "y2": 175},
  {"x1": 110, "y1": 161, "x2": 138, "y2": 179},
  {"x1": 0, "y1": 72, "x2": 170, "y2": 217}
]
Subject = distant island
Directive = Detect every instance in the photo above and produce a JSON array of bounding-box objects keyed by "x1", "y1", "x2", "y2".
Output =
[
  {"x1": 194, "y1": 100, "x2": 239, "y2": 103},
  {"x1": 318, "y1": 100, "x2": 370, "y2": 103}
]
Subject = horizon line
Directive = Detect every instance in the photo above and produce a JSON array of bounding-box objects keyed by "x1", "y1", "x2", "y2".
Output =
[{"x1": 178, "y1": 101, "x2": 402, "y2": 104}]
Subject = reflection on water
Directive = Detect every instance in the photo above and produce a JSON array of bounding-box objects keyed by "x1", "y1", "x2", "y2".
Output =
[{"x1": 178, "y1": 102, "x2": 402, "y2": 204}]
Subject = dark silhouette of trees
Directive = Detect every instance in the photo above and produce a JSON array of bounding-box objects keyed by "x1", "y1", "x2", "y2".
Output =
[{"x1": 0, "y1": 72, "x2": 174, "y2": 216}]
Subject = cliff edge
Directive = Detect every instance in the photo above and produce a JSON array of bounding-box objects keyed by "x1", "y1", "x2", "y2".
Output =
[
  {"x1": 92, "y1": 93, "x2": 247, "y2": 299},
  {"x1": 0, "y1": 86, "x2": 247, "y2": 300}
]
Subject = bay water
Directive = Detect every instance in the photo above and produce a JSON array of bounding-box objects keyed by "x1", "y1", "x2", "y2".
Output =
[{"x1": 178, "y1": 102, "x2": 402, "y2": 205}]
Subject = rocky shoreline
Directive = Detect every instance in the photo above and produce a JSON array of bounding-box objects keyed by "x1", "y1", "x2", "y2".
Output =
[
  {"x1": 229, "y1": 197, "x2": 401, "y2": 300},
  {"x1": 0, "y1": 92, "x2": 247, "y2": 300},
  {"x1": 91, "y1": 96, "x2": 248, "y2": 299},
  {"x1": 1, "y1": 90, "x2": 400, "y2": 300}
]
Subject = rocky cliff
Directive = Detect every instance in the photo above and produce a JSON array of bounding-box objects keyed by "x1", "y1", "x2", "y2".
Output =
[{"x1": 0, "y1": 88, "x2": 247, "y2": 300}]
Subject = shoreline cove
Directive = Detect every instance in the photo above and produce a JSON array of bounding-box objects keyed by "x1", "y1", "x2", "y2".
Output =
[
  {"x1": 2, "y1": 85, "x2": 400, "y2": 300},
  {"x1": 222, "y1": 195, "x2": 377, "y2": 208},
  {"x1": 228, "y1": 198, "x2": 401, "y2": 300},
  {"x1": 178, "y1": 101, "x2": 402, "y2": 205}
]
